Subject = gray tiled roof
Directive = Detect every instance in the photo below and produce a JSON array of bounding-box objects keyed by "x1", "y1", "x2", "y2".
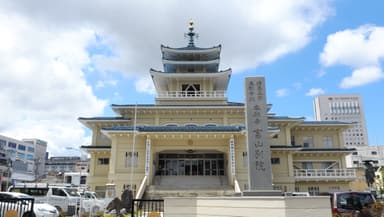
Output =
[
  {"x1": 300, "y1": 121, "x2": 353, "y2": 125},
  {"x1": 78, "y1": 117, "x2": 126, "y2": 121},
  {"x1": 102, "y1": 125, "x2": 245, "y2": 132}
]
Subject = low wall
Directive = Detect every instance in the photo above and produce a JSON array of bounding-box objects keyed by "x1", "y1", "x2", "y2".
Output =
[{"x1": 164, "y1": 196, "x2": 331, "y2": 217}]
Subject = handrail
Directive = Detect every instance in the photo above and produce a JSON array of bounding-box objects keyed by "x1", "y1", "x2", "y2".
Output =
[
  {"x1": 294, "y1": 169, "x2": 356, "y2": 178},
  {"x1": 135, "y1": 176, "x2": 148, "y2": 199},
  {"x1": 158, "y1": 91, "x2": 226, "y2": 98}
]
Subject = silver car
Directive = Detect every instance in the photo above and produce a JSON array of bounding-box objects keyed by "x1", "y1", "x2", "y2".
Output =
[{"x1": 0, "y1": 192, "x2": 59, "y2": 217}]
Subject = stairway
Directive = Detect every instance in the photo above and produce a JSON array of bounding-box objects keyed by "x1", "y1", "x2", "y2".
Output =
[{"x1": 145, "y1": 176, "x2": 235, "y2": 199}]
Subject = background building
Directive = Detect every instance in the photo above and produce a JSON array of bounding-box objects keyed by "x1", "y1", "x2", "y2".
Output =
[
  {"x1": 22, "y1": 138, "x2": 48, "y2": 180},
  {"x1": 0, "y1": 134, "x2": 43, "y2": 184},
  {"x1": 313, "y1": 94, "x2": 369, "y2": 146},
  {"x1": 346, "y1": 145, "x2": 384, "y2": 168},
  {"x1": 45, "y1": 156, "x2": 89, "y2": 174}
]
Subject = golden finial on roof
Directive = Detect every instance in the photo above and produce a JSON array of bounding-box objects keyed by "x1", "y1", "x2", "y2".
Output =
[
  {"x1": 188, "y1": 19, "x2": 194, "y2": 31},
  {"x1": 185, "y1": 19, "x2": 198, "y2": 47}
]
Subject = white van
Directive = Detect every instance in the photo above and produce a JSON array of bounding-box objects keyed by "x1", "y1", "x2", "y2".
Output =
[
  {"x1": 8, "y1": 183, "x2": 80, "y2": 216},
  {"x1": 80, "y1": 191, "x2": 107, "y2": 216}
]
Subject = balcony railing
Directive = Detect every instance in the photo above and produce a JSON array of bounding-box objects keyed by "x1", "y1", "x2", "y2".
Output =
[
  {"x1": 157, "y1": 91, "x2": 226, "y2": 99},
  {"x1": 294, "y1": 169, "x2": 356, "y2": 179}
]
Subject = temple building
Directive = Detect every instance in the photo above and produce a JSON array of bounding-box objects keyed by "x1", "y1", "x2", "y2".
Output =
[{"x1": 79, "y1": 21, "x2": 356, "y2": 198}]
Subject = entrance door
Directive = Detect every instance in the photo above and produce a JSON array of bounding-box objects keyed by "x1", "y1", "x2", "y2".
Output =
[{"x1": 158, "y1": 153, "x2": 225, "y2": 176}]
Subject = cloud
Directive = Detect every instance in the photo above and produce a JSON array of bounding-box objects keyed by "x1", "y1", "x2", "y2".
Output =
[
  {"x1": 0, "y1": 12, "x2": 106, "y2": 156},
  {"x1": 320, "y1": 25, "x2": 384, "y2": 88},
  {"x1": 276, "y1": 88, "x2": 289, "y2": 97},
  {"x1": 320, "y1": 25, "x2": 384, "y2": 67},
  {"x1": 0, "y1": 1, "x2": 332, "y2": 155},
  {"x1": 340, "y1": 66, "x2": 384, "y2": 88},
  {"x1": 306, "y1": 88, "x2": 325, "y2": 96},
  {"x1": 135, "y1": 76, "x2": 156, "y2": 95},
  {"x1": 3, "y1": 0, "x2": 331, "y2": 74}
]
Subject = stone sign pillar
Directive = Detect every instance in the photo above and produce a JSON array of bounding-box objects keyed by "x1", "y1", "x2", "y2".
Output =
[{"x1": 243, "y1": 77, "x2": 280, "y2": 196}]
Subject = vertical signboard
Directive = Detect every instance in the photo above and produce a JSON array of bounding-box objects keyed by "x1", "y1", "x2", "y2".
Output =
[
  {"x1": 229, "y1": 136, "x2": 236, "y2": 177},
  {"x1": 245, "y1": 77, "x2": 273, "y2": 190},
  {"x1": 145, "y1": 136, "x2": 151, "y2": 176}
]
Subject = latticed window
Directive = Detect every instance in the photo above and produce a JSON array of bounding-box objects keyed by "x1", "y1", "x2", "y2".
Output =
[
  {"x1": 182, "y1": 84, "x2": 200, "y2": 96},
  {"x1": 97, "y1": 158, "x2": 109, "y2": 165},
  {"x1": 308, "y1": 186, "x2": 320, "y2": 195}
]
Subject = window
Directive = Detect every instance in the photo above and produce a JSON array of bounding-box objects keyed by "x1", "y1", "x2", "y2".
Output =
[
  {"x1": 27, "y1": 154, "x2": 34, "y2": 161},
  {"x1": 52, "y1": 188, "x2": 67, "y2": 197},
  {"x1": 8, "y1": 142, "x2": 16, "y2": 148},
  {"x1": 323, "y1": 136, "x2": 333, "y2": 148},
  {"x1": 352, "y1": 152, "x2": 358, "y2": 155},
  {"x1": 125, "y1": 152, "x2": 138, "y2": 167},
  {"x1": 271, "y1": 158, "x2": 280, "y2": 164},
  {"x1": 308, "y1": 186, "x2": 319, "y2": 195},
  {"x1": 80, "y1": 175, "x2": 87, "y2": 185},
  {"x1": 17, "y1": 153, "x2": 26, "y2": 159},
  {"x1": 353, "y1": 161, "x2": 359, "y2": 165},
  {"x1": 97, "y1": 158, "x2": 109, "y2": 165},
  {"x1": 302, "y1": 136, "x2": 313, "y2": 148},
  {"x1": 27, "y1": 147, "x2": 34, "y2": 153},
  {"x1": 371, "y1": 151, "x2": 377, "y2": 155},
  {"x1": 18, "y1": 144, "x2": 26, "y2": 151},
  {"x1": 0, "y1": 139, "x2": 6, "y2": 150},
  {"x1": 291, "y1": 136, "x2": 295, "y2": 146}
]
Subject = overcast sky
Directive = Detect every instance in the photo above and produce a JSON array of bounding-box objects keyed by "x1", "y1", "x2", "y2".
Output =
[{"x1": 0, "y1": 0, "x2": 383, "y2": 157}]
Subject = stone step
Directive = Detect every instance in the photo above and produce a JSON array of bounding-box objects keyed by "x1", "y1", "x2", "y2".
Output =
[
  {"x1": 153, "y1": 175, "x2": 228, "y2": 189},
  {"x1": 144, "y1": 187, "x2": 236, "y2": 199}
]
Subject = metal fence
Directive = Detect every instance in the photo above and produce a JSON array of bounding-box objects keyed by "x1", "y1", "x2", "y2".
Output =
[
  {"x1": 0, "y1": 197, "x2": 35, "y2": 217},
  {"x1": 131, "y1": 199, "x2": 164, "y2": 217}
]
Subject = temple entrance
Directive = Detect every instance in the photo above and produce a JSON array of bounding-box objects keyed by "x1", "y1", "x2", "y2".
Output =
[{"x1": 157, "y1": 152, "x2": 225, "y2": 176}]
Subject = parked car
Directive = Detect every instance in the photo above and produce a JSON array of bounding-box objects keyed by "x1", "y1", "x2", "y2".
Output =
[
  {"x1": 0, "y1": 192, "x2": 59, "y2": 217},
  {"x1": 330, "y1": 191, "x2": 378, "y2": 216},
  {"x1": 8, "y1": 183, "x2": 80, "y2": 216}
]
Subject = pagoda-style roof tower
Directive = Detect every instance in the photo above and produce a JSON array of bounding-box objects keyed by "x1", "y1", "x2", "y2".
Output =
[{"x1": 151, "y1": 20, "x2": 231, "y2": 105}]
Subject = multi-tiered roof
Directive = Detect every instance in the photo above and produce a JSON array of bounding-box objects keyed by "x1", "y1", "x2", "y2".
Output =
[{"x1": 151, "y1": 20, "x2": 231, "y2": 105}]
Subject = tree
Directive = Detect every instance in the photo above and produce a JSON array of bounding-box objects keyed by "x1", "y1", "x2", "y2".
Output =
[{"x1": 364, "y1": 161, "x2": 375, "y2": 188}]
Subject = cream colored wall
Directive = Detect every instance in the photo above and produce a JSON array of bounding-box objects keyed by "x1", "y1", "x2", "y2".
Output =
[
  {"x1": 233, "y1": 135, "x2": 248, "y2": 190},
  {"x1": 87, "y1": 151, "x2": 110, "y2": 192},
  {"x1": 92, "y1": 127, "x2": 111, "y2": 146},
  {"x1": 112, "y1": 136, "x2": 147, "y2": 193},
  {"x1": 271, "y1": 153, "x2": 291, "y2": 182},
  {"x1": 270, "y1": 127, "x2": 288, "y2": 145}
]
